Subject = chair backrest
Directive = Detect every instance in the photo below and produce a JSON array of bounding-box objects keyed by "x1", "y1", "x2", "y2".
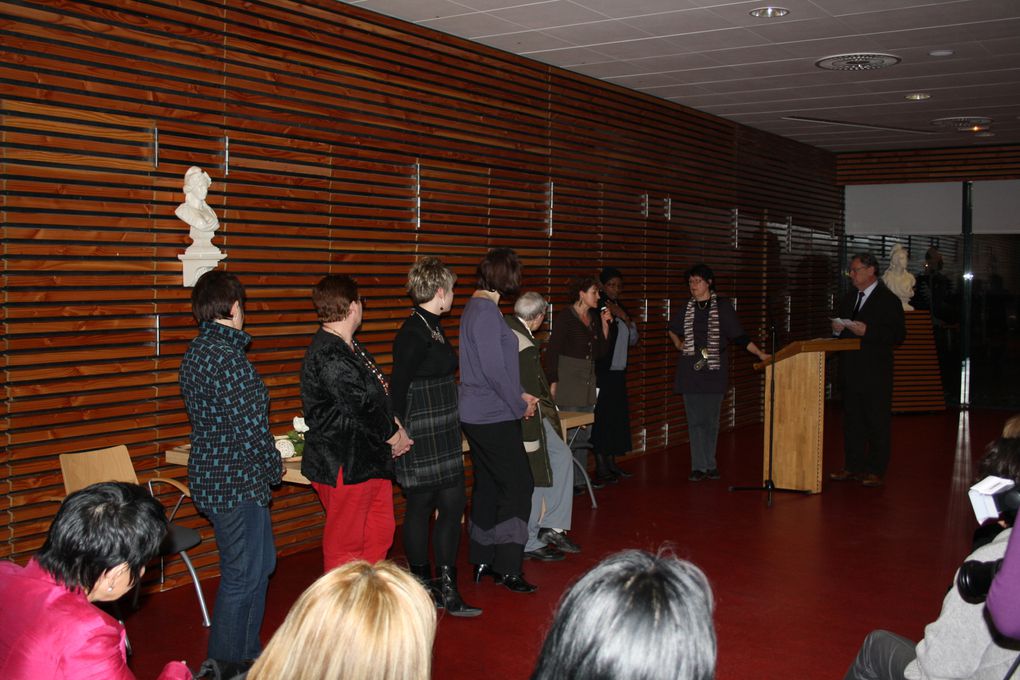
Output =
[{"x1": 58, "y1": 445, "x2": 140, "y2": 494}]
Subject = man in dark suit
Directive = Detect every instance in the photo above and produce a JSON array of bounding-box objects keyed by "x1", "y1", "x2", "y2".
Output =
[{"x1": 830, "y1": 252, "x2": 906, "y2": 488}]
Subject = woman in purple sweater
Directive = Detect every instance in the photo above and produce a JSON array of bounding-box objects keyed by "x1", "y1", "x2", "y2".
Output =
[{"x1": 459, "y1": 248, "x2": 539, "y2": 593}]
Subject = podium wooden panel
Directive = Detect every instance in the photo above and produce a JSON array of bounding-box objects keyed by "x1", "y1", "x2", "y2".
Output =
[{"x1": 755, "y1": 338, "x2": 860, "y2": 493}]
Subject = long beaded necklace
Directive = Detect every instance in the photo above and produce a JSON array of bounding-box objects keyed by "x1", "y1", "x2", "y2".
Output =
[
  {"x1": 323, "y1": 326, "x2": 390, "y2": 395},
  {"x1": 413, "y1": 310, "x2": 445, "y2": 344}
]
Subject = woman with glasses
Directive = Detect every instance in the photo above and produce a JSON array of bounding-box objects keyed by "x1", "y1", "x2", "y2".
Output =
[{"x1": 667, "y1": 264, "x2": 769, "y2": 482}]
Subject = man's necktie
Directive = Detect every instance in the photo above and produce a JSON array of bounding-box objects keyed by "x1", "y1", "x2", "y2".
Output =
[{"x1": 850, "y1": 291, "x2": 864, "y2": 320}]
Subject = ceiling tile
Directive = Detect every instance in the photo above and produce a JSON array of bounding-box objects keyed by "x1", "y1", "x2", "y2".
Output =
[
  {"x1": 417, "y1": 11, "x2": 527, "y2": 37},
  {"x1": 487, "y1": 1, "x2": 611, "y2": 29},
  {"x1": 350, "y1": 0, "x2": 473, "y2": 22},
  {"x1": 476, "y1": 29, "x2": 576, "y2": 52}
]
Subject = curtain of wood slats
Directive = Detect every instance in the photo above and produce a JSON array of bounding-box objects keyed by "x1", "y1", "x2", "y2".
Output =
[{"x1": 1, "y1": 0, "x2": 848, "y2": 589}]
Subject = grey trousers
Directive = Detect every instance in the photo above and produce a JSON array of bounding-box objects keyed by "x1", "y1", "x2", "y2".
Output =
[
  {"x1": 683, "y1": 392, "x2": 724, "y2": 472},
  {"x1": 525, "y1": 418, "x2": 575, "y2": 552},
  {"x1": 843, "y1": 630, "x2": 915, "y2": 680}
]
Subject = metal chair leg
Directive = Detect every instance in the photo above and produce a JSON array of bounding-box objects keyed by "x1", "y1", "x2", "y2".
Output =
[
  {"x1": 567, "y1": 426, "x2": 598, "y2": 508},
  {"x1": 179, "y1": 549, "x2": 211, "y2": 627},
  {"x1": 570, "y1": 457, "x2": 598, "y2": 509}
]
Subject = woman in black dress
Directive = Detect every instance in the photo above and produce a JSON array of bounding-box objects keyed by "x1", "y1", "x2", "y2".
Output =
[{"x1": 390, "y1": 257, "x2": 480, "y2": 616}]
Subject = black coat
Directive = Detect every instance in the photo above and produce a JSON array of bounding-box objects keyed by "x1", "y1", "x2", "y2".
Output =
[
  {"x1": 837, "y1": 281, "x2": 906, "y2": 393},
  {"x1": 300, "y1": 329, "x2": 397, "y2": 486}
]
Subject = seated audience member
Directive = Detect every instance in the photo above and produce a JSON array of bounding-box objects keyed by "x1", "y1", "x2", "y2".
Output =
[
  {"x1": 988, "y1": 526, "x2": 1020, "y2": 640},
  {"x1": 0, "y1": 482, "x2": 191, "y2": 680},
  {"x1": 987, "y1": 414, "x2": 1020, "y2": 639},
  {"x1": 530, "y1": 549, "x2": 716, "y2": 680},
  {"x1": 506, "y1": 292, "x2": 581, "y2": 562},
  {"x1": 843, "y1": 436, "x2": 1020, "y2": 680},
  {"x1": 247, "y1": 560, "x2": 437, "y2": 680}
]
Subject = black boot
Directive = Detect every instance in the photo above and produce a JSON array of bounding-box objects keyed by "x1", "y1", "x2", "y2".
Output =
[
  {"x1": 607, "y1": 456, "x2": 633, "y2": 479},
  {"x1": 594, "y1": 454, "x2": 618, "y2": 485},
  {"x1": 409, "y1": 563, "x2": 443, "y2": 609},
  {"x1": 437, "y1": 565, "x2": 482, "y2": 618}
]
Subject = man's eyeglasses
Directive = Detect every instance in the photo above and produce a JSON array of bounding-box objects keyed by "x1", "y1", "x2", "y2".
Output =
[{"x1": 846, "y1": 266, "x2": 869, "y2": 275}]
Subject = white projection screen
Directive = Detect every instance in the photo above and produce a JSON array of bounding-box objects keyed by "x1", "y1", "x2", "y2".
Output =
[{"x1": 845, "y1": 181, "x2": 1019, "y2": 235}]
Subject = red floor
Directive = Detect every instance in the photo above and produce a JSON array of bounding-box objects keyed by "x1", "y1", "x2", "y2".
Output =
[{"x1": 126, "y1": 408, "x2": 1007, "y2": 679}]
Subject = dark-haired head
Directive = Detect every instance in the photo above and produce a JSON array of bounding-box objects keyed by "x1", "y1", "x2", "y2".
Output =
[
  {"x1": 476, "y1": 248, "x2": 521, "y2": 296},
  {"x1": 599, "y1": 266, "x2": 623, "y2": 285},
  {"x1": 685, "y1": 264, "x2": 716, "y2": 291},
  {"x1": 36, "y1": 481, "x2": 168, "y2": 594},
  {"x1": 191, "y1": 270, "x2": 246, "y2": 323},
  {"x1": 313, "y1": 274, "x2": 360, "y2": 323},
  {"x1": 568, "y1": 275, "x2": 600, "y2": 304},
  {"x1": 979, "y1": 437, "x2": 1020, "y2": 525},
  {"x1": 531, "y1": 549, "x2": 716, "y2": 680},
  {"x1": 851, "y1": 252, "x2": 879, "y2": 273}
]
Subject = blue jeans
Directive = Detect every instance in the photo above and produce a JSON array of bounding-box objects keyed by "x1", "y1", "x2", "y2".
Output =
[{"x1": 207, "y1": 500, "x2": 276, "y2": 662}]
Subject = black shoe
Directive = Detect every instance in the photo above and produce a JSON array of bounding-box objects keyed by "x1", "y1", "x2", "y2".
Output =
[
  {"x1": 705, "y1": 469, "x2": 721, "y2": 480},
  {"x1": 436, "y1": 565, "x2": 482, "y2": 617},
  {"x1": 473, "y1": 563, "x2": 500, "y2": 583},
  {"x1": 500, "y1": 573, "x2": 538, "y2": 593},
  {"x1": 589, "y1": 477, "x2": 606, "y2": 490},
  {"x1": 538, "y1": 528, "x2": 581, "y2": 554},
  {"x1": 594, "y1": 472, "x2": 618, "y2": 485},
  {"x1": 608, "y1": 460, "x2": 634, "y2": 479},
  {"x1": 524, "y1": 545, "x2": 565, "y2": 561},
  {"x1": 689, "y1": 470, "x2": 706, "y2": 482},
  {"x1": 573, "y1": 485, "x2": 586, "y2": 496},
  {"x1": 409, "y1": 563, "x2": 443, "y2": 608}
]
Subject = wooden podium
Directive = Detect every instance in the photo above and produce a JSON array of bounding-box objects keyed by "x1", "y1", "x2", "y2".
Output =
[{"x1": 753, "y1": 338, "x2": 860, "y2": 493}]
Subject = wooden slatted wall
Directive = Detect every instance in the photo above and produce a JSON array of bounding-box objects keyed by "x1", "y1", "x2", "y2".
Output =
[
  {"x1": 1, "y1": 0, "x2": 843, "y2": 588},
  {"x1": 837, "y1": 144, "x2": 1020, "y2": 184}
]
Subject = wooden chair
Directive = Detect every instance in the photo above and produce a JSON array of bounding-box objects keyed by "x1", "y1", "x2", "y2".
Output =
[{"x1": 56, "y1": 445, "x2": 211, "y2": 627}]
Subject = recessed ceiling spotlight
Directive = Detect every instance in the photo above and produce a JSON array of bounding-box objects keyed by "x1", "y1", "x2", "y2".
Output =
[
  {"x1": 815, "y1": 54, "x2": 901, "y2": 71},
  {"x1": 749, "y1": 6, "x2": 789, "y2": 18},
  {"x1": 905, "y1": 92, "x2": 931, "y2": 101},
  {"x1": 929, "y1": 49, "x2": 954, "y2": 57}
]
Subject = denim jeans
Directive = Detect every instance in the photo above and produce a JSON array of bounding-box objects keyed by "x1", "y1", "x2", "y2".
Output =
[{"x1": 207, "y1": 500, "x2": 276, "y2": 662}]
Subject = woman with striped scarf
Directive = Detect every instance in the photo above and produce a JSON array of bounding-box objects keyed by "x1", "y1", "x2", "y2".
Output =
[{"x1": 667, "y1": 264, "x2": 769, "y2": 482}]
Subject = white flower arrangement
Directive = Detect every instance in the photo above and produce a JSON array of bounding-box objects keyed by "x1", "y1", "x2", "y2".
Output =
[{"x1": 277, "y1": 416, "x2": 308, "y2": 458}]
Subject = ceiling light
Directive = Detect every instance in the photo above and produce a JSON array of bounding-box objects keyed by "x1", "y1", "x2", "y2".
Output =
[
  {"x1": 815, "y1": 54, "x2": 901, "y2": 71},
  {"x1": 905, "y1": 92, "x2": 931, "y2": 101},
  {"x1": 931, "y1": 116, "x2": 992, "y2": 132},
  {"x1": 929, "y1": 49, "x2": 954, "y2": 57},
  {"x1": 749, "y1": 6, "x2": 789, "y2": 18}
]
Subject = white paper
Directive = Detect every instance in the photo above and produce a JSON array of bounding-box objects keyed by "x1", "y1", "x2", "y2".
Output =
[{"x1": 968, "y1": 476, "x2": 1016, "y2": 524}]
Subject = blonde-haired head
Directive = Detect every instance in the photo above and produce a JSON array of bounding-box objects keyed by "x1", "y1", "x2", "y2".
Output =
[
  {"x1": 248, "y1": 560, "x2": 437, "y2": 680},
  {"x1": 1003, "y1": 414, "x2": 1020, "y2": 439}
]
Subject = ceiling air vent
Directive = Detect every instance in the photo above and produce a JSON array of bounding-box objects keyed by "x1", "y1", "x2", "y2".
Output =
[
  {"x1": 931, "y1": 116, "x2": 992, "y2": 132},
  {"x1": 815, "y1": 53, "x2": 901, "y2": 71}
]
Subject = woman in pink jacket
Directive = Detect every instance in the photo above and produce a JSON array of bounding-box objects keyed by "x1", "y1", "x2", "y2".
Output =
[{"x1": 0, "y1": 482, "x2": 191, "y2": 680}]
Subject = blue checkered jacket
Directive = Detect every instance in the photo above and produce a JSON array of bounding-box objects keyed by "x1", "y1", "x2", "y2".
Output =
[{"x1": 179, "y1": 321, "x2": 279, "y2": 514}]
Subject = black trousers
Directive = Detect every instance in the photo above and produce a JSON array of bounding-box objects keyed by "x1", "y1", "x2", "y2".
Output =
[
  {"x1": 462, "y1": 420, "x2": 533, "y2": 576},
  {"x1": 843, "y1": 378, "x2": 893, "y2": 476}
]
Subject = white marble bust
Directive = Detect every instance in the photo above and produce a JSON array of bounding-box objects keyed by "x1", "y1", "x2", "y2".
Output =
[
  {"x1": 883, "y1": 244, "x2": 915, "y2": 310},
  {"x1": 175, "y1": 166, "x2": 220, "y2": 253}
]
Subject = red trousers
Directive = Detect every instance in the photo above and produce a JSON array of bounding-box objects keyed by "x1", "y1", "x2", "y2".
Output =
[{"x1": 312, "y1": 469, "x2": 395, "y2": 572}]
